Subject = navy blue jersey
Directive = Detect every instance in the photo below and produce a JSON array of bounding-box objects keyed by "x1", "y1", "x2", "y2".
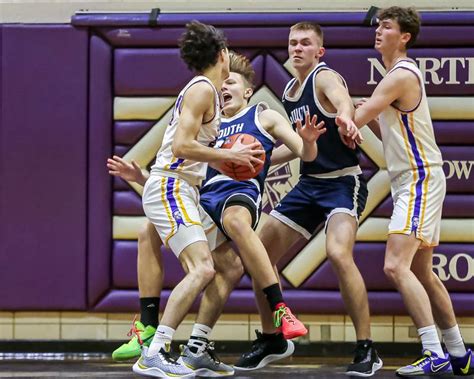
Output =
[
  {"x1": 204, "y1": 103, "x2": 275, "y2": 190},
  {"x1": 282, "y1": 62, "x2": 360, "y2": 176}
]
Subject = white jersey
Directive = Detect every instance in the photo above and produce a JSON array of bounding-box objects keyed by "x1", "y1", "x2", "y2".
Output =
[
  {"x1": 150, "y1": 76, "x2": 221, "y2": 186},
  {"x1": 379, "y1": 59, "x2": 443, "y2": 180}
]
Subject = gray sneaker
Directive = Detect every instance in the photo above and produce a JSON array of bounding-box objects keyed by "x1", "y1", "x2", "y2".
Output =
[
  {"x1": 178, "y1": 343, "x2": 234, "y2": 377},
  {"x1": 132, "y1": 345, "x2": 195, "y2": 378}
]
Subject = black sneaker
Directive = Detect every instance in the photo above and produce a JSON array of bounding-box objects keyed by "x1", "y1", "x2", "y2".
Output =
[
  {"x1": 234, "y1": 330, "x2": 295, "y2": 371},
  {"x1": 346, "y1": 340, "x2": 383, "y2": 377}
]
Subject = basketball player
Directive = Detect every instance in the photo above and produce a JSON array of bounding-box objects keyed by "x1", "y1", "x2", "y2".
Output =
[
  {"x1": 130, "y1": 22, "x2": 265, "y2": 378},
  {"x1": 235, "y1": 22, "x2": 383, "y2": 377},
  {"x1": 109, "y1": 52, "x2": 325, "y2": 376},
  {"x1": 339, "y1": 6, "x2": 473, "y2": 376}
]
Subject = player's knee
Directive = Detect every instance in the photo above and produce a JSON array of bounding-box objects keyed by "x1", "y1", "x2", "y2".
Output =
[
  {"x1": 326, "y1": 246, "x2": 352, "y2": 268},
  {"x1": 383, "y1": 260, "x2": 403, "y2": 283},
  {"x1": 192, "y1": 257, "x2": 216, "y2": 285},
  {"x1": 224, "y1": 216, "x2": 251, "y2": 237}
]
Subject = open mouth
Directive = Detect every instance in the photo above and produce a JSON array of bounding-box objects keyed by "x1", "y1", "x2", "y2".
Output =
[{"x1": 222, "y1": 93, "x2": 232, "y2": 104}]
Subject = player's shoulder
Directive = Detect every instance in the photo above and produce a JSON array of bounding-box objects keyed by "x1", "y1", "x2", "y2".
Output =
[
  {"x1": 384, "y1": 65, "x2": 419, "y2": 87},
  {"x1": 185, "y1": 80, "x2": 215, "y2": 97},
  {"x1": 258, "y1": 108, "x2": 282, "y2": 124},
  {"x1": 314, "y1": 68, "x2": 345, "y2": 88}
]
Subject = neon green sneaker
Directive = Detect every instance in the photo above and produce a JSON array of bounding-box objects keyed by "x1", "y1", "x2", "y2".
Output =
[{"x1": 112, "y1": 320, "x2": 156, "y2": 361}]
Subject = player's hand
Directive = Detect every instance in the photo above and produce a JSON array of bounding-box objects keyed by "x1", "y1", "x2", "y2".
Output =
[
  {"x1": 296, "y1": 113, "x2": 326, "y2": 143},
  {"x1": 107, "y1": 155, "x2": 146, "y2": 184},
  {"x1": 335, "y1": 116, "x2": 363, "y2": 149},
  {"x1": 228, "y1": 135, "x2": 265, "y2": 173}
]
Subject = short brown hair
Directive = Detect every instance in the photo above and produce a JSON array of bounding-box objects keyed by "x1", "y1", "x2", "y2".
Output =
[
  {"x1": 290, "y1": 22, "x2": 324, "y2": 45},
  {"x1": 378, "y1": 7, "x2": 420, "y2": 49},
  {"x1": 229, "y1": 51, "x2": 255, "y2": 89}
]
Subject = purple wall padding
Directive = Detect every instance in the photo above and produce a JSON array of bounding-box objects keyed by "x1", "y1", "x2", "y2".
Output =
[
  {"x1": 434, "y1": 122, "x2": 474, "y2": 145},
  {"x1": 2, "y1": 12, "x2": 473, "y2": 314},
  {"x1": 72, "y1": 12, "x2": 474, "y2": 27},
  {"x1": 114, "y1": 121, "x2": 155, "y2": 145},
  {"x1": 324, "y1": 48, "x2": 474, "y2": 96},
  {"x1": 0, "y1": 25, "x2": 88, "y2": 309},
  {"x1": 114, "y1": 191, "x2": 143, "y2": 215},
  {"x1": 115, "y1": 49, "x2": 193, "y2": 95},
  {"x1": 88, "y1": 34, "x2": 113, "y2": 307},
  {"x1": 93, "y1": 289, "x2": 473, "y2": 315}
]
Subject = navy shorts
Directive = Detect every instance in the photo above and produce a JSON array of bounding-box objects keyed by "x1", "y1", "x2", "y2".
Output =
[
  {"x1": 270, "y1": 174, "x2": 368, "y2": 239},
  {"x1": 200, "y1": 179, "x2": 262, "y2": 239}
]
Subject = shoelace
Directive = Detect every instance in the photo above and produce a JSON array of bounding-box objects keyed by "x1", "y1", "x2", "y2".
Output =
[
  {"x1": 127, "y1": 315, "x2": 143, "y2": 345},
  {"x1": 352, "y1": 346, "x2": 370, "y2": 364},
  {"x1": 410, "y1": 354, "x2": 431, "y2": 368},
  {"x1": 159, "y1": 348, "x2": 180, "y2": 366},
  {"x1": 273, "y1": 306, "x2": 295, "y2": 328},
  {"x1": 204, "y1": 341, "x2": 222, "y2": 364}
]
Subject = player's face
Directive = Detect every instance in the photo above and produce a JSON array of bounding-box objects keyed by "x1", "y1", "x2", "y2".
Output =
[
  {"x1": 288, "y1": 29, "x2": 324, "y2": 71},
  {"x1": 375, "y1": 19, "x2": 410, "y2": 53},
  {"x1": 221, "y1": 72, "x2": 251, "y2": 117}
]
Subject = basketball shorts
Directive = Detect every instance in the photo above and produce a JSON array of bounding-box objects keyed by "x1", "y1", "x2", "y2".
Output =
[
  {"x1": 200, "y1": 178, "x2": 262, "y2": 239},
  {"x1": 388, "y1": 166, "x2": 446, "y2": 247},
  {"x1": 270, "y1": 174, "x2": 368, "y2": 239},
  {"x1": 142, "y1": 175, "x2": 226, "y2": 257}
]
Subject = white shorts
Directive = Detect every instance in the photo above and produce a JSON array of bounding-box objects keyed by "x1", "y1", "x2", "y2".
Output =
[
  {"x1": 389, "y1": 166, "x2": 446, "y2": 247},
  {"x1": 142, "y1": 175, "x2": 226, "y2": 257}
]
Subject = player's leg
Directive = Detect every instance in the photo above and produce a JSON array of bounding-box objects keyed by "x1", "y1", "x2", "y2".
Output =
[
  {"x1": 412, "y1": 246, "x2": 472, "y2": 375},
  {"x1": 113, "y1": 221, "x2": 163, "y2": 361},
  {"x1": 179, "y1": 242, "x2": 243, "y2": 377},
  {"x1": 235, "y1": 215, "x2": 301, "y2": 371},
  {"x1": 326, "y1": 213, "x2": 381, "y2": 376},
  {"x1": 385, "y1": 234, "x2": 450, "y2": 376},
  {"x1": 223, "y1": 202, "x2": 307, "y2": 341},
  {"x1": 135, "y1": 176, "x2": 212, "y2": 377},
  {"x1": 318, "y1": 174, "x2": 381, "y2": 376}
]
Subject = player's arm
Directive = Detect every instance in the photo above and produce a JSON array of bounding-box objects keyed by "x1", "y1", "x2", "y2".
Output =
[
  {"x1": 270, "y1": 145, "x2": 296, "y2": 166},
  {"x1": 317, "y1": 70, "x2": 362, "y2": 146},
  {"x1": 260, "y1": 109, "x2": 325, "y2": 163},
  {"x1": 107, "y1": 155, "x2": 149, "y2": 186},
  {"x1": 354, "y1": 98, "x2": 382, "y2": 139},
  {"x1": 317, "y1": 70, "x2": 354, "y2": 120},
  {"x1": 352, "y1": 69, "x2": 411, "y2": 128},
  {"x1": 172, "y1": 83, "x2": 264, "y2": 169}
]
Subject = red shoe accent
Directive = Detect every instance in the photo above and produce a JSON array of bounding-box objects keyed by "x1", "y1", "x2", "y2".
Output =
[
  {"x1": 127, "y1": 315, "x2": 144, "y2": 345},
  {"x1": 273, "y1": 306, "x2": 307, "y2": 340}
]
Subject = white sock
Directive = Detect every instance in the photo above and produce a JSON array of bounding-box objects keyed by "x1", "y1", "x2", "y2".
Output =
[
  {"x1": 441, "y1": 325, "x2": 467, "y2": 358},
  {"x1": 190, "y1": 323, "x2": 212, "y2": 340},
  {"x1": 418, "y1": 325, "x2": 444, "y2": 358},
  {"x1": 147, "y1": 324, "x2": 175, "y2": 356},
  {"x1": 188, "y1": 323, "x2": 212, "y2": 353}
]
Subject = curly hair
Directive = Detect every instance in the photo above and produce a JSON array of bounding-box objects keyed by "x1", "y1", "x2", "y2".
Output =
[
  {"x1": 179, "y1": 21, "x2": 227, "y2": 73},
  {"x1": 229, "y1": 51, "x2": 255, "y2": 89},
  {"x1": 378, "y1": 7, "x2": 421, "y2": 49}
]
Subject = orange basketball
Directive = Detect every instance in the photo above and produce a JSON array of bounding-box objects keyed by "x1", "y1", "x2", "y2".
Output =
[{"x1": 218, "y1": 133, "x2": 266, "y2": 181}]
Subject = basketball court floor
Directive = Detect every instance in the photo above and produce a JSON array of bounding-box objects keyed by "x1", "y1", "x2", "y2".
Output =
[{"x1": 0, "y1": 356, "x2": 464, "y2": 378}]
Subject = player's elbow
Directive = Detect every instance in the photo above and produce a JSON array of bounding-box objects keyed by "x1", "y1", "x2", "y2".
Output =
[{"x1": 171, "y1": 140, "x2": 186, "y2": 158}]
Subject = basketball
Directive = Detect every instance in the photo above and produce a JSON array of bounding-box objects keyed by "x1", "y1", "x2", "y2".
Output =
[{"x1": 218, "y1": 133, "x2": 266, "y2": 181}]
